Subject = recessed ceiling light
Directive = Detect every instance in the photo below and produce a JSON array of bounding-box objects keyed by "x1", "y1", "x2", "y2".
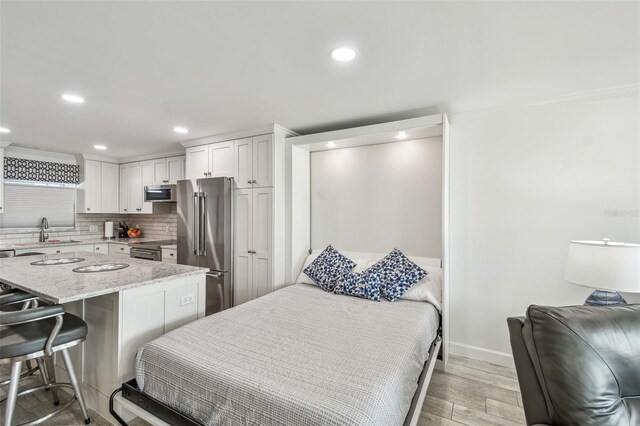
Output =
[
  {"x1": 61, "y1": 93, "x2": 85, "y2": 104},
  {"x1": 326, "y1": 141, "x2": 336, "y2": 148},
  {"x1": 0, "y1": 127, "x2": 10, "y2": 134},
  {"x1": 396, "y1": 131, "x2": 408, "y2": 140},
  {"x1": 93, "y1": 144, "x2": 107, "y2": 150},
  {"x1": 330, "y1": 47, "x2": 356, "y2": 62},
  {"x1": 173, "y1": 126, "x2": 189, "y2": 134}
]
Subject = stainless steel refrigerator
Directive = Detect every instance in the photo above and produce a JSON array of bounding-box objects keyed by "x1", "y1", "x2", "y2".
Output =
[{"x1": 177, "y1": 177, "x2": 233, "y2": 316}]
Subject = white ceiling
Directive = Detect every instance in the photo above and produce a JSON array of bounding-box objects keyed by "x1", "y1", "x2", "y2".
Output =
[{"x1": 1, "y1": 1, "x2": 638, "y2": 158}]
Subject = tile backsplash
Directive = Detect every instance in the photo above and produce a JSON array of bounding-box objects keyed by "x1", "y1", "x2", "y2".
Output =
[{"x1": 0, "y1": 204, "x2": 177, "y2": 243}]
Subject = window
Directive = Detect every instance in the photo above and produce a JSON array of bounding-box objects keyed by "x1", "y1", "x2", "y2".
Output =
[{"x1": 0, "y1": 181, "x2": 76, "y2": 229}]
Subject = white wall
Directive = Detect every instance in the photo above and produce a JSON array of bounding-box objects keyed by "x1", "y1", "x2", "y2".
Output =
[
  {"x1": 449, "y1": 90, "x2": 640, "y2": 365},
  {"x1": 310, "y1": 138, "x2": 442, "y2": 257}
]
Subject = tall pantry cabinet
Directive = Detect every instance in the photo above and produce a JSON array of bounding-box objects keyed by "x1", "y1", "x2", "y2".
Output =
[{"x1": 183, "y1": 126, "x2": 294, "y2": 306}]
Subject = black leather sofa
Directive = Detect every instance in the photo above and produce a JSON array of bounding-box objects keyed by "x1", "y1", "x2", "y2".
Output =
[{"x1": 508, "y1": 304, "x2": 640, "y2": 426}]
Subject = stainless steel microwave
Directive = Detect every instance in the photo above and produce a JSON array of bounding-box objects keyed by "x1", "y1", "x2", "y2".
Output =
[{"x1": 144, "y1": 185, "x2": 177, "y2": 203}]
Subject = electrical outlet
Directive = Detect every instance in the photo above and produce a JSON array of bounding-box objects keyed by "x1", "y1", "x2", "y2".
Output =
[
  {"x1": 89, "y1": 225, "x2": 98, "y2": 233},
  {"x1": 165, "y1": 225, "x2": 170, "y2": 233},
  {"x1": 180, "y1": 294, "x2": 195, "y2": 306}
]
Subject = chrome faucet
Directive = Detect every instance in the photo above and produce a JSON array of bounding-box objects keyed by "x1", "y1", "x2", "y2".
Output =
[{"x1": 40, "y1": 217, "x2": 49, "y2": 243}]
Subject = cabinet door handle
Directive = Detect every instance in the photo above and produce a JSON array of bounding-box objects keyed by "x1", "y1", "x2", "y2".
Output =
[
  {"x1": 204, "y1": 173, "x2": 208, "y2": 176},
  {"x1": 247, "y1": 180, "x2": 252, "y2": 184},
  {"x1": 56, "y1": 250, "x2": 61, "y2": 254},
  {"x1": 124, "y1": 209, "x2": 127, "y2": 212},
  {"x1": 96, "y1": 247, "x2": 100, "y2": 251},
  {"x1": 170, "y1": 253, "x2": 174, "y2": 257},
  {"x1": 87, "y1": 208, "x2": 91, "y2": 211},
  {"x1": 252, "y1": 180, "x2": 257, "y2": 184}
]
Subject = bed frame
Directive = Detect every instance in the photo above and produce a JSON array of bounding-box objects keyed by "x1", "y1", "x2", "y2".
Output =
[
  {"x1": 110, "y1": 332, "x2": 443, "y2": 426},
  {"x1": 110, "y1": 253, "x2": 446, "y2": 426}
]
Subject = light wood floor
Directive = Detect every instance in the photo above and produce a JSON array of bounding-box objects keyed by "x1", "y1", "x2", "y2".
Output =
[{"x1": 1, "y1": 355, "x2": 525, "y2": 425}]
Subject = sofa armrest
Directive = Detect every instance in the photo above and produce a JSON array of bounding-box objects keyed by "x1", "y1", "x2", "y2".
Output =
[{"x1": 507, "y1": 316, "x2": 551, "y2": 426}]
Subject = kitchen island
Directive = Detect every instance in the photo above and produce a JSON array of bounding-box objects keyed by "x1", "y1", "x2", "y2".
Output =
[{"x1": 0, "y1": 251, "x2": 208, "y2": 423}]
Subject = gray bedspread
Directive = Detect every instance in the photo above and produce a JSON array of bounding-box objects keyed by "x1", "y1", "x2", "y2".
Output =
[{"x1": 135, "y1": 283, "x2": 439, "y2": 426}]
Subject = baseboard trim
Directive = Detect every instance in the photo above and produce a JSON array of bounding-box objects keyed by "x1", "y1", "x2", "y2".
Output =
[{"x1": 450, "y1": 341, "x2": 515, "y2": 368}]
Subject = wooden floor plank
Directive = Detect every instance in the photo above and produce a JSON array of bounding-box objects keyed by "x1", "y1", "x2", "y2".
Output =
[
  {"x1": 486, "y1": 398, "x2": 526, "y2": 424},
  {"x1": 422, "y1": 395, "x2": 454, "y2": 419},
  {"x1": 445, "y1": 362, "x2": 521, "y2": 392},
  {"x1": 452, "y1": 404, "x2": 521, "y2": 426},
  {"x1": 449, "y1": 355, "x2": 518, "y2": 380},
  {"x1": 419, "y1": 411, "x2": 466, "y2": 426},
  {"x1": 426, "y1": 370, "x2": 519, "y2": 411}
]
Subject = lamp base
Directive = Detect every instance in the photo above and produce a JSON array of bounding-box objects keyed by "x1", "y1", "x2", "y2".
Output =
[{"x1": 584, "y1": 290, "x2": 627, "y2": 306}]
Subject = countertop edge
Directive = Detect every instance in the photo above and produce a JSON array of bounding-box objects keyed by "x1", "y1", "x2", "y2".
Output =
[{"x1": 0, "y1": 268, "x2": 209, "y2": 304}]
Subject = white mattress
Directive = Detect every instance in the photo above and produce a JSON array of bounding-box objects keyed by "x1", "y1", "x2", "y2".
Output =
[{"x1": 135, "y1": 283, "x2": 440, "y2": 426}]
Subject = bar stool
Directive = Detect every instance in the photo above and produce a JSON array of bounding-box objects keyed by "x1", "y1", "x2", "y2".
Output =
[
  {"x1": 0, "y1": 304, "x2": 91, "y2": 425},
  {"x1": 0, "y1": 291, "x2": 60, "y2": 407}
]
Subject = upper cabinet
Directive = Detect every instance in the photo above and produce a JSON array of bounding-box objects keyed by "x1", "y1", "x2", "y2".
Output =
[
  {"x1": 186, "y1": 145, "x2": 209, "y2": 179},
  {"x1": 100, "y1": 162, "x2": 119, "y2": 213},
  {"x1": 185, "y1": 142, "x2": 233, "y2": 179},
  {"x1": 166, "y1": 156, "x2": 185, "y2": 184},
  {"x1": 234, "y1": 135, "x2": 273, "y2": 189},
  {"x1": 76, "y1": 157, "x2": 119, "y2": 214},
  {"x1": 121, "y1": 155, "x2": 185, "y2": 214}
]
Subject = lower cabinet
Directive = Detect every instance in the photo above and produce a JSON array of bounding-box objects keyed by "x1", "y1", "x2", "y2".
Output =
[
  {"x1": 109, "y1": 243, "x2": 130, "y2": 255},
  {"x1": 15, "y1": 244, "x2": 94, "y2": 256},
  {"x1": 234, "y1": 187, "x2": 272, "y2": 306},
  {"x1": 161, "y1": 248, "x2": 177, "y2": 263}
]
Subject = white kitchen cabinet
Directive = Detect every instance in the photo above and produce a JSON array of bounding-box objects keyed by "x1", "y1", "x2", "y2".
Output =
[
  {"x1": 93, "y1": 243, "x2": 109, "y2": 254},
  {"x1": 109, "y1": 243, "x2": 130, "y2": 256},
  {"x1": 76, "y1": 157, "x2": 120, "y2": 214},
  {"x1": 233, "y1": 138, "x2": 253, "y2": 189},
  {"x1": 233, "y1": 187, "x2": 272, "y2": 305},
  {"x1": 233, "y1": 135, "x2": 273, "y2": 189},
  {"x1": 15, "y1": 244, "x2": 94, "y2": 256},
  {"x1": 126, "y1": 162, "x2": 143, "y2": 213},
  {"x1": 186, "y1": 142, "x2": 233, "y2": 179},
  {"x1": 140, "y1": 161, "x2": 155, "y2": 214},
  {"x1": 161, "y1": 248, "x2": 177, "y2": 263},
  {"x1": 209, "y1": 141, "x2": 234, "y2": 178},
  {"x1": 100, "y1": 162, "x2": 119, "y2": 213},
  {"x1": 186, "y1": 145, "x2": 209, "y2": 179},
  {"x1": 119, "y1": 165, "x2": 129, "y2": 213},
  {"x1": 166, "y1": 156, "x2": 185, "y2": 184},
  {"x1": 80, "y1": 160, "x2": 102, "y2": 213}
]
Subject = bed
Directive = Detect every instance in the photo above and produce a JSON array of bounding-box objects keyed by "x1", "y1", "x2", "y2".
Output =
[{"x1": 118, "y1": 253, "x2": 444, "y2": 426}]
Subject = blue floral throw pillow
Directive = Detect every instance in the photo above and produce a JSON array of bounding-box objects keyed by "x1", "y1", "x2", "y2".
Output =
[
  {"x1": 303, "y1": 245, "x2": 356, "y2": 292},
  {"x1": 334, "y1": 271, "x2": 382, "y2": 302},
  {"x1": 367, "y1": 249, "x2": 427, "y2": 301}
]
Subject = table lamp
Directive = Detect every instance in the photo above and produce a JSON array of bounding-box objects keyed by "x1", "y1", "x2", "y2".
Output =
[{"x1": 565, "y1": 238, "x2": 640, "y2": 306}]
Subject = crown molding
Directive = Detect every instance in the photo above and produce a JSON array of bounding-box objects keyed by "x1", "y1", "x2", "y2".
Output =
[
  {"x1": 6, "y1": 146, "x2": 76, "y2": 164},
  {"x1": 450, "y1": 83, "x2": 640, "y2": 123},
  {"x1": 179, "y1": 124, "x2": 297, "y2": 148},
  {"x1": 117, "y1": 150, "x2": 186, "y2": 164},
  {"x1": 76, "y1": 153, "x2": 120, "y2": 164}
]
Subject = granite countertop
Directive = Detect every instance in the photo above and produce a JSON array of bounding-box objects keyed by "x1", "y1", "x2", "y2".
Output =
[
  {"x1": 0, "y1": 251, "x2": 208, "y2": 304},
  {"x1": 161, "y1": 244, "x2": 177, "y2": 250},
  {"x1": 0, "y1": 237, "x2": 172, "y2": 251}
]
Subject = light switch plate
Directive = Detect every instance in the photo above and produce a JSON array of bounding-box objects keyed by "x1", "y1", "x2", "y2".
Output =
[
  {"x1": 89, "y1": 225, "x2": 98, "y2": 232},
  {"x1": 180, "y1": 294, "x2": 195, "y2": 306}
]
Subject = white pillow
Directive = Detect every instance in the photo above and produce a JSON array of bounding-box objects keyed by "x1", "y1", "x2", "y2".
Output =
[
  {"x1": 399, "y1": 267, "x2": 442, "y2": 311},
  {"x1": 295, "y1": 252, "x2": 370, "y2": 285}
]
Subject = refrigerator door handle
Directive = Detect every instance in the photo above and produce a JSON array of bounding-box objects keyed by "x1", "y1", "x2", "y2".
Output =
[
  {"x1": 207, "y1": 272, "x2": 222, "y2": 279},
  {"x1": 193, "y1": 192, "x2": 200, "y2": 255},
  {"x1": 198, "y1": 192, "x2": 207, "y2": 256}
]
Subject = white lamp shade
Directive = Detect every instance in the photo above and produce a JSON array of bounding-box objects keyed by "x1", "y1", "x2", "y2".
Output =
[{"x1": 565, "y1": 240, "x2": 640, "y2": 293}]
